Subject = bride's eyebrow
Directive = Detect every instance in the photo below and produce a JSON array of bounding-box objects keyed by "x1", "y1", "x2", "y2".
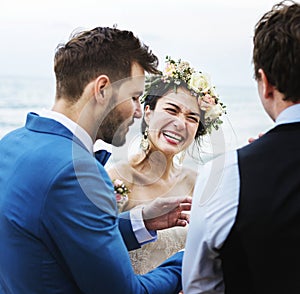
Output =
[
  {"x1": 165, "y1": 102, "x2": 200, "y2": 117},
  {"x1": 165, "y1": 102, "x2": 179, "y2": 109}
]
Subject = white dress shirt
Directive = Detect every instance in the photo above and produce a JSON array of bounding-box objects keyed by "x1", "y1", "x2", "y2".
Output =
[
  {"x1": 39, "y1": 109, "x2": 155, "y2": 245},
  {"x1": 183, "y1": 104, "x2": 300, "y2": 293}
]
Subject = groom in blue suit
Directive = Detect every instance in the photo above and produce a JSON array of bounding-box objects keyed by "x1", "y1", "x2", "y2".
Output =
[{"x1": 0, "y1": 27, "x2": 191, "y2": 293}]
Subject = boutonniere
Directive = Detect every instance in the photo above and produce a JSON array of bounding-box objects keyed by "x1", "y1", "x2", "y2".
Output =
[{"x1": 112, "y1": 179, "x2": 130, "y2": 211}]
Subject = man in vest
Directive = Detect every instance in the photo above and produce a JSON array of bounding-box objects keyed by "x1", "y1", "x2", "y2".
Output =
[{"x1": 183, "y1": 1, "x2": 300, "y2": 293}]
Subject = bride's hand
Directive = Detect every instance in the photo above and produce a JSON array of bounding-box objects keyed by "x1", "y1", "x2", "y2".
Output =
[
  {"x1": 141, "y1": 196, "x2": 192, "y2": 231},
  {"x1": 248, "y1": 132, "x2": 264, "y2": 143}
]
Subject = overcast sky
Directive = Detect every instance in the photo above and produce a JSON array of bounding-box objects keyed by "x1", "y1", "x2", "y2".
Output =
[{"x1": 0, "y1": 0, "x2": 281, "y2": 87}]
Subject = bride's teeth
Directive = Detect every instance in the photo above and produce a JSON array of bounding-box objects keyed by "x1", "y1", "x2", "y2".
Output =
[{"x1": 164, "y1": 131, "x2": 182, "y2": 141}]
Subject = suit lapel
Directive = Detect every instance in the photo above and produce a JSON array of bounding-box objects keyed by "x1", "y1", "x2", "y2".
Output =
[
  {"x1": 25, "y1": 112, "x2": 88, "y2": 152},
  {"x1": 25, "y1": 112, "x2": 112, "y2": 166}
]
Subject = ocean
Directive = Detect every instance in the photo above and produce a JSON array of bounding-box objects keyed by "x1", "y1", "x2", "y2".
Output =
[
  {"x1": 0, "y1": 75, "x2": 274, "y2": 166},
  {"x1": 0, "y1": 76, "x2": 54, "y2": 139}
]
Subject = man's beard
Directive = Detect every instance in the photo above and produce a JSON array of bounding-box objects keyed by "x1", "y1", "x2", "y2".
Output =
[{"x1": 96, "y1": 94, "x2": 132, "y2": 147}]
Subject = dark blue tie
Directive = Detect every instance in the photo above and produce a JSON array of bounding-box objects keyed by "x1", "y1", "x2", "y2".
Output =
[{"x1": 94, "y1": 149, "x2": 111, "y2": 166}]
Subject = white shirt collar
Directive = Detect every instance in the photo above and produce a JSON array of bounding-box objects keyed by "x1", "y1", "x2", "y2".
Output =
[
  {"x1": 275, "y1": 104, "x2": 300, "y2": 126},
  {"x1": 39, "y1": 109, "x2": 94, "y2": 154},
  {"x1": 94, "y1": 139, "x2": 113, "y2": 153}
]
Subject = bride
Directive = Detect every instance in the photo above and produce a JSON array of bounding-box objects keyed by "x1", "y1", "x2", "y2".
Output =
[{"x1": 108, "y1": 56, "x2": 225, "y2": 274}]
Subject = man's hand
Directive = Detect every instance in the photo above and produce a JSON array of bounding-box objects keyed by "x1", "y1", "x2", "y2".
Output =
[{"x1": 142, "y1": 196, "x2": 192, "y2": 231}]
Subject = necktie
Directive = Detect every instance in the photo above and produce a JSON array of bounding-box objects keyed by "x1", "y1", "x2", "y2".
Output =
[{"x1": 94, "y1": 149, "x2": 111, "y2": 166}]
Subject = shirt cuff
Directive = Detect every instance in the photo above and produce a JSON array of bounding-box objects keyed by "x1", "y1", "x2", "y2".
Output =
[{"x1": 130, "y1": 206, "x2": 157, "y2": 245}]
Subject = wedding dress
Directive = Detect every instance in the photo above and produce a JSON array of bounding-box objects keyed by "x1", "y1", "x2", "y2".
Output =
[{"x1": 129, "y1": 226, "x2": 188, "y2": 274}]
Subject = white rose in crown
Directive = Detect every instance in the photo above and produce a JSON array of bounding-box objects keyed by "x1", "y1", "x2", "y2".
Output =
[
  {"x1": 189, "y1": 72, "x2": 211, "y2": 94},
  {"x1": 204, "y1": 103, "x2": 224, "y2": 120}
]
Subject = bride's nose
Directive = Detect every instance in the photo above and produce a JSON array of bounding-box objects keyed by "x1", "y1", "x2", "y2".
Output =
[{"x1": 173, "y1": 115, "x2": 185, "y2": 130}]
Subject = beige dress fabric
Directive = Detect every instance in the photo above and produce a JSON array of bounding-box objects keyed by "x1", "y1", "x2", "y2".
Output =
[{"x1": 129, "y1": 226, "x2": 188, "y2": 274}]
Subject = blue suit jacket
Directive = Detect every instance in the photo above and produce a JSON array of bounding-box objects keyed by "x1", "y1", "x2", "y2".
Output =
[{"x1": 0, "y1": 113, "x2": 183, "y2": 293}]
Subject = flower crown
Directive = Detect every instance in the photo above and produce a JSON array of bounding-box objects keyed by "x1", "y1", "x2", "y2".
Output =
[{"x1": 141, "y1": 56, "x2": 226, "y2": 135}]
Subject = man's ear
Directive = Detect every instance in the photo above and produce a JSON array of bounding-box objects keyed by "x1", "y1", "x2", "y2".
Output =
[
  {"x1": 94, "y1": 75, "x2": 111, "y2": 104},
  {"x1": 144, "y1": 104, "x2": 151, "y2": 125},
  {"x1": 258, "y1": 69, "x2": 275, "y2": 100}
]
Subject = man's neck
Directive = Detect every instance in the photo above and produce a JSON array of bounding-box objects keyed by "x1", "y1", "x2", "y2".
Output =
[
  {"x1": 39, "y1": 109, "x2": 94, "y2": 154},
  {"x1": 52, "y1": 96, "x2": 98, "y2": 143}
]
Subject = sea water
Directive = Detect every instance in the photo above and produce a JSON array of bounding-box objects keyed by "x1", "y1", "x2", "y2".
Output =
[{"x1": 0, "y1": 76, "x2": 54, "y2": 139}]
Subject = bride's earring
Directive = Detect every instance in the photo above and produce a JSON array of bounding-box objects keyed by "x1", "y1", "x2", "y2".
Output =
[{"x1": 140, "y1": 127, "x2": 150, "y2": 152}]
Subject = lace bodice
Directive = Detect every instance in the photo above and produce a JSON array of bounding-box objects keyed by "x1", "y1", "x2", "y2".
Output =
[{"x1": 130, "y1": 226, "x2": 188, "y2": 274}]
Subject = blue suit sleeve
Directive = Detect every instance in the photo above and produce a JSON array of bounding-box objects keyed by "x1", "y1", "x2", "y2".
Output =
[
  {"x1": 118, "y1": 211, "x2": 141, "y2": 251},
  {"x1": 42, "y1": 157, "x2": 183, "y2": 294}
]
